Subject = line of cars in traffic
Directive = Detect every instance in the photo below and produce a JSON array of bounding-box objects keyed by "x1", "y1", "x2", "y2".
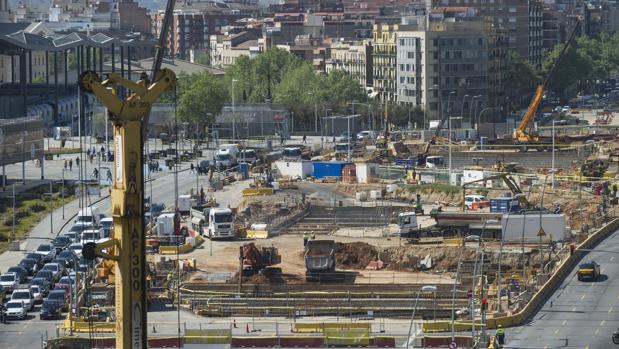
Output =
[{"x1": 0, "y1": 206, "x2": 109, "y2": 322}]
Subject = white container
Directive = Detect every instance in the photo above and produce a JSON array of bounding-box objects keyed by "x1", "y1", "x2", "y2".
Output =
[
  {"x1": 251, "y1": 223, "x2": 268, "y2": 231},
  {"x1": 356, "y1": 192, "x2": 368, "y2": 201},
  {"x1": 501, "y1": 213, "x2": 567, "y2": 242},
  {"x1": 274, "y1": 160, "x2": 313, "y2": 179},
  {"x1": 386, "y1": 184, "x2": 397, "y2": 193},
  {"x1": 185, "y1": 236, "x2": 196, "y2": 247},
  {"x1": 369, "y1": 190, "x2": 382, "y2": 199},
  {"x1": 271, "y1": 182, "x2": 280, "y2": 190}
]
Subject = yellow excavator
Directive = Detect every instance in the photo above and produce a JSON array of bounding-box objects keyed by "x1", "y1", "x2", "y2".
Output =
[{"x1": 512, "y1": 17, "x2": 582, "y2": 145}]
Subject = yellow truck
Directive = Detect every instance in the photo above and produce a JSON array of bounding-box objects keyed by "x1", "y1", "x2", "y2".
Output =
[{"x1": 577, "y1": 261, "x2": 601, "y2": 281}]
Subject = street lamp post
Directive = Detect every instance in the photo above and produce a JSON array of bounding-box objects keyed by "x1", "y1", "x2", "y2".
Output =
[
  {"x1": 477, "y1": 219, "x2": 498, "y2": 346},
  {"x1": 407, "y1": 285, "x2": 437, "y2": 349},
  {"x1": 231, "y1": 79, "x2": 238, "y2": 143},
  {"x1": 447, "y1": 92, "x2": 456, "y2": 178},
  {"x1": 496, "y1": 194, "x2": 522, "y2": 314},
  {"x1": 460, "y1": 94, "x2": 470, "y2": 122},
  {"x1": 49, "y1": 180, "x2": 53, "y2": 235},
  {"x1": 61, "y1": 169, "x2": 65, "y2": 219},
  {"x1": 11, "y1": 184, "x2": 15, "y2": 241},
  {"x1": 552, "y1": 121, "x2": 557, "y2": 189}
]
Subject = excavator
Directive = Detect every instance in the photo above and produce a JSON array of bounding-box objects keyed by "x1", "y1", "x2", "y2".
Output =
[
  {"x1": 461, "y1": 173, "x2": 532, "y2": 210},
  {"x1": 78, "y1": 0, "x2": 177, "y2": 346},
  {"x1": 512, "y1": 16, "x2": 582, "y2": 147}
]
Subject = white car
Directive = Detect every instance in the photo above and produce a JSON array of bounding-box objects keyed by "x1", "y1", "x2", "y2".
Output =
[
  {"x1": 34, "y1": 244, "x2": 54, "y2": 258},
  {"x1": 29, "y1": 285, "x2": 43, "y2": 303},
  {"x1": 68, "y1": 243, "x2": 83, "y2": 257},
  {"x1": 61, "y1": 231, "x2": 80, "y2": 243},
  {"x1": 0, "y1": 273, "x2": 19, "y2": 292},
  {"x1": 10, "y1": 288, "x2": 33, "y2": 311},
  {"x1": 4, "y1": 300, "x2": 28, "y2": 319},
  {"x1": 81, "y1": 229, "x2": 108, "y2": 245}
]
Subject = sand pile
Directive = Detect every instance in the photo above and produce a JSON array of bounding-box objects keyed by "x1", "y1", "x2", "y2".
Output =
[{"x1": 335, "y1": 242, "x2": 378, "y2": 269}]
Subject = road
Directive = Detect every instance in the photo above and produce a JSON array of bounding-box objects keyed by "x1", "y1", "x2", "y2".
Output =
[
  {"x1": 0, "y1": 143, "x2": 252, "y2": 349},
  {"x1": 505, "y1": 229, "x2": 619, "y2": 348}
]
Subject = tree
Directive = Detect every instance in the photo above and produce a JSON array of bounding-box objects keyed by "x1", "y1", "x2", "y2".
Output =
[
  {"x1": 253, "y1": 47, "x2": 301, "y2": 101},
  {"x1": 177, "y1": 71, "x2": 226, "y2": 137},
  {"x1": 273, "y1": 62, "x2": 320, "y2": 127},
  {"x1": 504, "y1": 50, "x2": 541, "y2": 109},
  {"x1": 319, "y1": 69, "x2": 367, "y2": 114},
  {"x1": 542, "y1": 42, "x2": 591, "y2": 97}
]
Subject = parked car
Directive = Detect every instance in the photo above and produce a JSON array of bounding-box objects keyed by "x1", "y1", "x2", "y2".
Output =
[
  {"x1": 68, "y1": 243, "x2": 83, "y2": 258},
  {"x1": 0, "y1": 273, "x2": 19, "y2": 293},
  {"x1": 40, "y1": 263, "x2": 65, "y2": 283},
  {"x1": 40, "y1": 299, "x2": 62, "y2": 320},
  {"x1": 30, "y1": 278, "x2": 50, "y2": 297},
  {"x1": 4, "y1": 300, "x2": 28, "y2": 319},
  {"x1": 19, "y1": 258, "x2": 40, "y2": 276},
  {"x1": 6, "y1": 266, "x2": 27, "y2": 284},
  {"x1": 56, "y1": 250, "x2": 77, "y2": 268},
  {"x1": 61, "y1": 231, "x2": 80, "y2": 243},
  {"x1": 47, "y1": 290, "x2": 68, "y2": 312},
  {"x1": 51, "y1": 236, "x2": 72, "y2": 252},
  {"x1": 34, "y1": 270, "x2": 55, "y2": 287},
  {"x1": 54, "y1": 276, "x2": 75, "y2": 295},
  {"x1": 29, "y1": 284, "x2": 43, "y2": 303},
  {"x1": 34, "y1": 244, "x2": 56, "y2": 262},
  {"x1": 10, "y1": 287, "x2": 33, "y2": 311}
]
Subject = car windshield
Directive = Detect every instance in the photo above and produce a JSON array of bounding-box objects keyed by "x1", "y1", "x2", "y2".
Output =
[
  {"x1": 78, "y1": 216, "x2": 94, "y2": 223},
  {"x1": 42, "y1": 301, "x2": 57, "y2": 310},
  {"x1": 214, "y1": 212, "x2": 233, "y2": 223},
  {"x1": 31, "y1": 278, "x2": 47, "y2": 287},
  {"x1": 580, "y1": 263, "x2": 595, "y2": 268},
  {"x1": 59, "y1": 277, "x2": 71, "y2": 285},
  {"x1": 12, "y1": 292, "x2": 29, "y2": 299},
  {"x1": 6, "y1": 302, "x2": 22, "y2": 309},
  {"x1": 58, "y1": 251, "x2": 73, "y2": 259},
  {"x1": 101, "y1": 221, "x2": 112, "y2": 228},
  {"x1": 0, "y1": 275, "x2": 15, "y2": 281},
  {"x1": 242, "y1": 151, "x2": 256, "y2": 158},
  {"x1": 37, "y1": 271, "x2": 53, "y2": 278},
  {"x1": 83, "y1": 232, "x2": 98, "y2": 240},
  {"x1": 48, "y1": 292, "x2": 65, "y2": 301},
  {"x1": 217, "y1": 154, "x2": 230, "y2": 161},
  {"x1": 42, "y1": 265, "x2": 58, "y2": 272},
  {"x1": 8, "y1": 267, "x2": 22, "y2": 273},
  {"x1": 30, "y1": 286, "x2": 40, "y2": 293},
  {"x1": 70, "y1": 245, "x2": 81, "y2": 251},
  {"x1": 21, "y1": 259, "x2": 35, "y2": 267},
  {"x1": 70, "y1": 225, "x2": 88, "y2": 233},
  {"x1": 37, "y1": 245, "x2": 51, "y2": 252},
  {"x1": 283, "y1": 148, "x2": 301, "y2": 157}
]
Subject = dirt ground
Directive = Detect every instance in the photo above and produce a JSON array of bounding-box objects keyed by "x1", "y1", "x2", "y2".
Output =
[{"x1": 182, "y1": 233, "x2": 540, "y2": 285}]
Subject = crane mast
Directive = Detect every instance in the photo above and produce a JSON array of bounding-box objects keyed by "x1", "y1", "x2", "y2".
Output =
[{"x1": 80, "y1": 0, "x2": 176, "y2": 347}]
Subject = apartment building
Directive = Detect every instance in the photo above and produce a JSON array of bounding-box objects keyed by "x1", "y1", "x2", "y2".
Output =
[
  {"x1": 372, "y1": 23, "x2": 402, "y2": 103},
  {"x1": 326, "y1": 41, "x2": 372, "y2": 87},
  {"x1": 396, "y1": 21, "x2": 488, "y2": 122},
  {"x1": 432, "y1": 0, "x2": 543, "y2": 66}
]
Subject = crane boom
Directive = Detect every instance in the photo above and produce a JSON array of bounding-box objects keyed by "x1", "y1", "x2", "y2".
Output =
[{"x1": 513, "y1": 17, "x2": 582, "y2": 142}]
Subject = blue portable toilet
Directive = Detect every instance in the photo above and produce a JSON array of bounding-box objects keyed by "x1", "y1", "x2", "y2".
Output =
[
  {"x1": 312, "y1": 161, "x2": 353, "y2": 179},
  {"x1": 238, "y1": 163, "x2": 250, "y2": 179}
]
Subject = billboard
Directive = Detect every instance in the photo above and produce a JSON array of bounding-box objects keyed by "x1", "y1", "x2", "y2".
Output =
[{"x1": 0, "y1": 118, "x2": 45, "y2": 166}]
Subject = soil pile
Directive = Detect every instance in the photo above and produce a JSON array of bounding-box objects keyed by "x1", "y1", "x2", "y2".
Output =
[
  {"x1": 335, "y1": 242, "x2": 378, "y2": 269},
  {"x1": 382, "y1": 246, "x2": 478, "y2": 272},
  {"x1": 226, "y1": 268, "x2": 304, "y2": 284}
]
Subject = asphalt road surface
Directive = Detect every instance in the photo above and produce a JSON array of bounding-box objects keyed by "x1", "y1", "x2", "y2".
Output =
[{"x1": 505, "y1": 228, "x2": 619, "y2": 349}]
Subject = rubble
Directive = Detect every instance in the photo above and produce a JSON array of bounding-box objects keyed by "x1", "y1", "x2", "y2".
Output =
[{"x1": 334, "y1": 242, "x2": 379, "y2": 269}]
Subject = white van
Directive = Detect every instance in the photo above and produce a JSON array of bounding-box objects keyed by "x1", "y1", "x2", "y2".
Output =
[
  {"x1": 80, "y1": 229, "x2": 107, "y2": 245},
  {"x1": 76, "y1": 207, "x2": 101, "y2": 227},
  {"x1": 215, "y1": 144, "x2": 239, "y2": 169},
  {"x1": 464, "y1": 195, "x2": 488, "y2": 210}
]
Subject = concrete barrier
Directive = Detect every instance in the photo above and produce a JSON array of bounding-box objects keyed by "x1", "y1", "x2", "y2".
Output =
[
  {"x1": 185, "y1": 329, "x2": 231, "y2": 344},
  {"x1": 241, "y1": 188, "x2": 274, "y2": 196},
  {"x1": 486, "y1": 217, "x2": 619, "y2": 330}
]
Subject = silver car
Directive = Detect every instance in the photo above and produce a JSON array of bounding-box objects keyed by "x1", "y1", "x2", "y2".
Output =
[{"x1": 4, "y1": 300, "x2": 28, "y2": 319}]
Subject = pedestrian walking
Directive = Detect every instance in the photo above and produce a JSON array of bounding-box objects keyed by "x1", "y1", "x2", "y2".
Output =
[
  {"x1": 303, "y1": 232, "x2": 309, "y2": 247},
  {"x1": 200, "y1": 187, "x2": 205, "y2": 205},
  {"x1": 302, "y1": 135, "x2": 307, "y2": 144},
  {"x1": 64, "y1": 160, "x2": 68, "y2": 170},
  {"x1": 190, "y1": 163, "x2": 195, "y2": 173},
  {"x1": 86, "y1": 148, "x2": 91, "y2": 158},
  {"x1": 69, "y1": 159, "x2": 73, "y2": 171},
  {"x1": 75, "y1": 157, "x2": 80, "y2": 166},
  {"x1": 107, "y1": 169, "x2": 113, "y2": 182}
]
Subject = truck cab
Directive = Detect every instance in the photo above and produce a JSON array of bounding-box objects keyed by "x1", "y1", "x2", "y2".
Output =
[
  {"x1": 207, "y1": 208, "x2": 234, "y2": 239},
  {"x1": 215, "y1": 144, "x2": 239, "y2": 169},
  {"x1": 282, "y1": 147, "x2": 302, "y2": 161},
  {"x1": 398, "y1": 212, "x2": 419, "y2": 237},
  {"x1": 577, "y1": 261, "x2": 601, "y2": 281}
]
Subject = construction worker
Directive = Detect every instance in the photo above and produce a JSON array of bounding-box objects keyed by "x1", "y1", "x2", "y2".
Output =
[
  {"x1": 496, "y1": 324, "x2": 505, "y2": 346},
  {"x1": 303, "y1": 232, "x2": 309, "y2": 247}
]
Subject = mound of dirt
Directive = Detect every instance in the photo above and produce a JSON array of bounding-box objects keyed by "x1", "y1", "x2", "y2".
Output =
[
  {"x1": 226, "y1": 268, "x2": 304, "y2": 284},
  {"x1": 335, "y1": 242, "x2": 378, "y2": 269}
]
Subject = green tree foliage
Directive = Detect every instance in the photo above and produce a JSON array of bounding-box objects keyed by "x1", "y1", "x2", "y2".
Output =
[
  {"x1": 504, "y1": 50, "x2": 541, "y2": 108},
  {"x1": 177, "y1": 71, "x2": 226, "y2": 129},
  {"x1": 542, "y1": 42, "x2": 591, "y2": 94}
]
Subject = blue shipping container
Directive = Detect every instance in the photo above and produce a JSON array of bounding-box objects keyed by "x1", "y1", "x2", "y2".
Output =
[
  {"x1": 312, "y1": 161, "x2": 353, "y2": 179},
  {"x1": 490, "y1": 197, "x2": 521, "y2": 213}
]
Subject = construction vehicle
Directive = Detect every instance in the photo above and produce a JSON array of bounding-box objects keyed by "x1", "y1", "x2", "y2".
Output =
[
  {"x1": 79, "y1": 0, "x2": 176, "y2": 343},
  {"x1": 240, "y1": 243, "x2": 281, "y2": 276},
  {"x1": 462, "y1": 173, "x2": 532, "y2": 210},
  {"x1": 581, "y1": 159, "x2": 609, "y2": 178},
  {"x1": 304, "y1": 240, "x2": 336, "y2": 281},
  {"x1": 512, "y1": 16, "x2": 582, "y2": 146}
]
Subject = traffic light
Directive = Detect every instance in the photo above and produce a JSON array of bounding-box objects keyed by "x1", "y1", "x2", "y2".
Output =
[{"x1": 569, "y1": 243, "x2": 575, "y2": 255}]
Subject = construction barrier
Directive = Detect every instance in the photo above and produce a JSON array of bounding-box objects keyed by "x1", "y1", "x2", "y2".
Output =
[
  {"x1": 159, "y1": 242, "x2": 193, "y2": 255},
  {"x1": 421, "y1": 321, "x2": 484, "y2": 333},
  {"x1": 63, "y1": 318, "x2": 115, "y2": 333},
  {"x1": 45, "y1": 336, "x2": 181, "y2": 349},
  {"x1": 246, "y1": 230, "x2": 269, "y2": 239},
  {"x1": 371, "y1": 336, "x2": 396, "y2": 348},
  {"x1": 279, "y1": 336, "x2": 325, "y2": 347},
  {"x1": 292, "y1": 322, "x2": 371, "y2": 333},
  {"x1": 324, "y1": 329, "x2": 370, "y2": 347},
  {"x1": 421, "y1": 335, "x2": 473, "y2": 348},
  {"x1": 241, "y1": 187, "x2": 274, "y2": 196},
  {"x1": 231, "y1": 336, "x2": 278, "y2": 348},
  {"x1": 185, "y1": 329, "x2": 231, "y2": 344}
]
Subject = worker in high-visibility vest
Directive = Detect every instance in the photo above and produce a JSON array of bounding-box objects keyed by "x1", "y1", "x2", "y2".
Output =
[{"x1": 496, "y1": 324, "x2": 505, "y2": 346}]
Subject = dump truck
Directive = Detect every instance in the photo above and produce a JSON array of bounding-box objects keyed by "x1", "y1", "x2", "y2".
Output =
[
  {"x1": 240, "y1": 243, "x2": 281, "y2": 276},
  {"x1": 304, "y1": 239, "x2": 336, "y2": 281}
]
